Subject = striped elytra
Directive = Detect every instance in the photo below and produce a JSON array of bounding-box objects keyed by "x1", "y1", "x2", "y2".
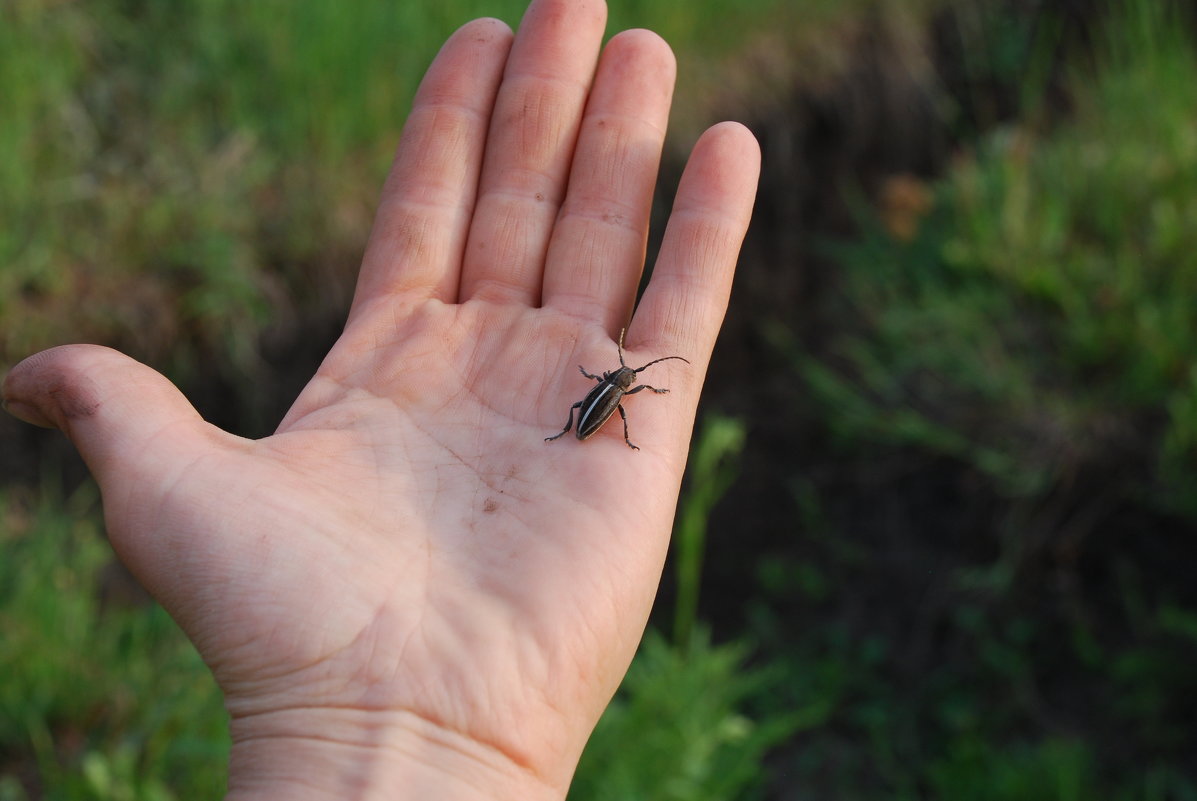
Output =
[{"x1": 545, "y1": 330, "x2": 689, "y2": 451}]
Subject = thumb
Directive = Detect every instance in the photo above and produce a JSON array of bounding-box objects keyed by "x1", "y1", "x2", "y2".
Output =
[{"x1": 2, "y1": 344, "x2": 214, "y2": 491}]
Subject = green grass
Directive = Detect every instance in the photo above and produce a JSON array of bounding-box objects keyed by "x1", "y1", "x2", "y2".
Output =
[
  {"x1": 0, "y1": 481, "x2": 227, "y2": 800},
  {"x1": 754, "y1": 1, "x2": 1197, "y2": 796},
  {"x1": 792, "y1": 0, "x2": 1197, "y2": 516},
  {"x1": 744, "y1": 595, "x2": 1197, "y2": 800},
  {"x1": 569, "y1": 630, "x2": 790, "y2": 801},
  {"x1": 671, "y1": 413, "x2": 746, "y2": 650}
]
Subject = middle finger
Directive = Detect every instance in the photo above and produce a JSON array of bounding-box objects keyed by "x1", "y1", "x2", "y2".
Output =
[{"x1": 457, "y1": 0, "x2": 608, "y2": 305}]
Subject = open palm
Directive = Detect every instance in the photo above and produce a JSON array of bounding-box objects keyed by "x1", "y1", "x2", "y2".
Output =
[{"x1": 2, "y1": 1, "x2": 759, "y2": 798}]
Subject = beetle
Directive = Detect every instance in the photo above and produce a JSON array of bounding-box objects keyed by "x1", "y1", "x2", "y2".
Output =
[{"x1": 545, "y1": 329, "x2": 689, "y2": 450}]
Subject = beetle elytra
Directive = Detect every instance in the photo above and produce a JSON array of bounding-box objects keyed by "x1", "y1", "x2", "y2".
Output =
[{"x1": 545, "y1": 329, "x2": 689, "y2": 450}]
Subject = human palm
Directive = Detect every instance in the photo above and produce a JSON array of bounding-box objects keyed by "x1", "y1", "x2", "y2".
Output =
[
  {"x1": 3, "y1": 1, "x2": 759, "y2": 798},
  {"x1": 155, "y1": 310, "x2": 695, "y2": 775}
]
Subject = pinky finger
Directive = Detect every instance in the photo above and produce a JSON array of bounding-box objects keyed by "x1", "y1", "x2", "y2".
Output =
[{"x1": 632, "y1": 122, "x2": 760, "y2": 365}]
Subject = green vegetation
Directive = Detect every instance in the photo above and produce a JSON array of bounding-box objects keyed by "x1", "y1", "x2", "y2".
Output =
[
  {"x1": 757, "y1": 0, "x2": 1197, "y2": 797},
  {"x1": 672, "y1": 414, "x2": 746, "y2": 650},
  {"x1": 0, "y1": 483, "x2": 227, "y2": 800},
  {"x1": 799, "y1": 0, "x2": 1197, "y2": 515},
  {"x1": 570, "y1": 631, "x2": 788, "y2": 801}
]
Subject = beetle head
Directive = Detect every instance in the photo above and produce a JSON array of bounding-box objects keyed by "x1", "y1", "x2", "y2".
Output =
[{"x1": 612, "y1": 367, "x2": 638, "y2": 389}]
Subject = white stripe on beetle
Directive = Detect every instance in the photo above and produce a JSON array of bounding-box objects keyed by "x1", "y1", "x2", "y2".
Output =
[{"x1": 580, "y1": 382, "x2": 617, "y2": 433}]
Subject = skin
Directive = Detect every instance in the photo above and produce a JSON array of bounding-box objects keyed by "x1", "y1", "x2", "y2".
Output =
[{"x1": 1, "y1": 0, "x2": 760, "y2": 798}]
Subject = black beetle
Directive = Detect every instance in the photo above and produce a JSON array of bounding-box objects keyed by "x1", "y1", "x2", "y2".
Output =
[{"x1": 545, "y1": 329, "x2": 689, "y2": 450}]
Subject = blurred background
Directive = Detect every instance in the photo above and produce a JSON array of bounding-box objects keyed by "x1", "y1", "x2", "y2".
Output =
[{"x1": 2, "y1": 0, "x2": 1196, "y2": 798}]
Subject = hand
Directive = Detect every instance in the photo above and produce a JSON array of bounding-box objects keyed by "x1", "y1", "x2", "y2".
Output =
[{"x1": 2, "y1": 0, "x2": 760, "y2": 798}]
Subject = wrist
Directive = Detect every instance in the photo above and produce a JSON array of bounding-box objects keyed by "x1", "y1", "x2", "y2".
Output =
[{"x1": 224, "y1": 706, "x2": 567, "y2": 801}]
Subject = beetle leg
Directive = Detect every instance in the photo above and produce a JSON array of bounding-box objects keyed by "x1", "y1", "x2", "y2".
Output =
[
  {"x1": 624, "y1": 384, "x2": 669, "y2": 395},
  {"x1": 545, "y1": 401, "x2": 583, "y2": 442},
  {"x1": 617, "y1": 404, "x2": 639, "y2": 450},
  {"x1": 578, "y1": 365, "x2": 603, "y2": 382}
]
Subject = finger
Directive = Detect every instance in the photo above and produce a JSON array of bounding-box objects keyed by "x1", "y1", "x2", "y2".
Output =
[
  {"x1": 631, "y1": 122, "x2": 761, "y2": 368},
  {"x1": 458, "y1": 0, "x2": 608, "y2": 305},
  {"x1": 2, "y1": 344, "x2": 223, "y2": 520},
  {"x1": 541, "y1": 28, "x2": 676, "y2": 332},
  {"x1": 348, "y1": 18, "x2": 514, "y2": 323}
]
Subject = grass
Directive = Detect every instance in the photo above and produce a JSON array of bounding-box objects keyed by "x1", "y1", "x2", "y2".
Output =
[
  {"x1": 744, "y1": 594, "x2": 1197, "y2": 799},
  {"x1": 793, "y1": 0, "x2": 1197, "y2": 516},
  {"x1": 671, "y1": 413, "x2": 746, "y2": 650},
  {"x1": 755, "y1": 0, "x2": 1197, "y2": 796},
  {"x1": 0, "y1": 481, "x2": 227, "y2": 800},
  {"x1": 569, "y1": 630, "x2": 789, "y2": 801}
]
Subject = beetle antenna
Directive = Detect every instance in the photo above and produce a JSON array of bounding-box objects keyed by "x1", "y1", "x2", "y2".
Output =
[
  {"x1": 617, "y1": 328, "x2": 627, "y2": 368},
  {"x1": 633, "y1": 355, "x2": 691, "y2": 373}
]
